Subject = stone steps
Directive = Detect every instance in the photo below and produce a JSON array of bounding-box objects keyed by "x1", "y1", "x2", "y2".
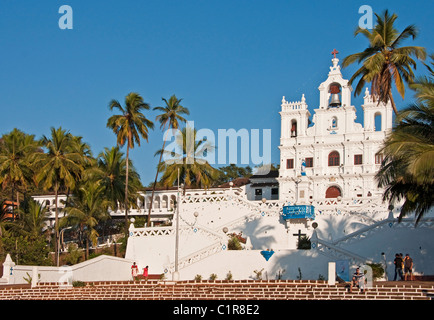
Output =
[{"x1": 1, "y1": 280, "x2": 433, "y2": 300}]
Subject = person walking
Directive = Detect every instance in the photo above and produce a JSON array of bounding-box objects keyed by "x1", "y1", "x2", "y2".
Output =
[
  {"x1": 393, "y1": 253, "x2": 404, "y2": 281},
  {"x1": 404, "y1": 254, "x2": 414, "y2": 281}
]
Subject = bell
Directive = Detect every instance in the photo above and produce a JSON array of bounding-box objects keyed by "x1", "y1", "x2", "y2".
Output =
[
  {"x1": 329, "y1": 84, "x2": 341, "y2": 107},
  {"x1": 329, "y1": 93, "x2": 341, "y2": 107}
]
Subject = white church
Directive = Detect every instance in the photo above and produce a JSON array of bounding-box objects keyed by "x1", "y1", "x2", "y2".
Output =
[
  {"x1": 8, "y1": 52, "x2": 432, "y2": 285},
  {"x1": 278, "y1": 52, "x2": 393, "y2": 204},
  {"x1": 122, "y1": 52, "x2": 433, "y2": 281}
]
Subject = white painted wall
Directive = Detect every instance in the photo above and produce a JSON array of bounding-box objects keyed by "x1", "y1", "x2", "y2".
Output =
[{"x1": 1, "y1": 255, "x2": 134, "y2": 285}]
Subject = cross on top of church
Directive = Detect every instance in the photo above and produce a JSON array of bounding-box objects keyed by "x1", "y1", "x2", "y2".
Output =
[{"x1": 331, "y1": 49, "x2": 339, "y2": 59}]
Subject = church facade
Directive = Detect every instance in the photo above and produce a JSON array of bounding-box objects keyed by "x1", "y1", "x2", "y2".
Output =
[{"x1": 278, "y1": 53, "x2": 393, "y2": 205}]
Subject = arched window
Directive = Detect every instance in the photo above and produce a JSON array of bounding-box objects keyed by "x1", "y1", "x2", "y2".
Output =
[
  {"x1": 290, "y1": 119, "x2": 297, "y2": 137},
  {"x1": 325, "y1": 186, "x2": 342, "y2": 198},
  {"x1": 374, "y1": 112, "x2": 382, "y2": 131},
  {"x1": 331, "y1": 116, "x2": 338, "y2": 129},
  {"x1": 328, "y1": 151, "x2": 340, "y2": 166}
]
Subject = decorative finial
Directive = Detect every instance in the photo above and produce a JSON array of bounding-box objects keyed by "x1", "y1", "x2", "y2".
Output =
[
  {"x1": 331, "y1": 49, "x2": 339, "y2": 59},
  {"x1": 364, "y1": 87, "x2": 370, "y2": 97}
]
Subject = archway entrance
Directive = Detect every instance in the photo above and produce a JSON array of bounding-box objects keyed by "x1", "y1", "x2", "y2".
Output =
[{"x1": 325, "y1": 186, "x2": 342, "y2": 198}]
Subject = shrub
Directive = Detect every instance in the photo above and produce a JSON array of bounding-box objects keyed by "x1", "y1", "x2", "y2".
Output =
[
  {"x1": 367, "y1": 263, "x2": 385, "y2": 280},
  {"x1": 228, "y1": 236, "x2": 242, "y2": 250},
  {"x1": 225, "y1": 271, "x2": 233, "y2": 281},
  {"x1": 194, "y1": 274, "x2": 202, "y2": 281},
  {"x1": 72, "y1": 280, "x2": 86, "y2": 287},
  {"x1": 297, "y1": 235, "x2": 311, "y2": 249}
]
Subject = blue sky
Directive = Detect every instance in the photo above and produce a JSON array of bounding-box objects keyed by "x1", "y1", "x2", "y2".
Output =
[{"x1": 1, "y1": 0, "x2": 433, "y2": 185}]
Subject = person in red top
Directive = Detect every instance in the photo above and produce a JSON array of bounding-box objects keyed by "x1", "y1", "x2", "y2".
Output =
[{"x1": 143, "y1": 266, "x2": 149, "y2": 282}]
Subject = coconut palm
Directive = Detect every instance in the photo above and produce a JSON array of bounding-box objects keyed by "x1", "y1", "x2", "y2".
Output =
[
  {"x1": 16, "y1": 199, "x2": 51, "y2": 239},
  {"x1": 95, "y1": 146, "x2": 142, "y2": 213},
  {"x1": 342, "y1": 10, "x2": 426, "y2": 115},
  {"x1": 157, "y1": 126, "x2": 219, "y2": 189},
  {"x1": 60, "y1": 181, "x2": 111, "y2": 259},
  {"x1": 376, "y1": 54, "x2": 434, "y2": 223},
  {"x1": 33, "y1": 127, "x2": 85, "y2": 265},
  {"x1": 0, "y1": 129, "x2": 40, "y2": 217},
  {"x1": 106, "y1": 92, "x2": 154, "y2": 233},
  {"x1": 147, "y1": 95, "x2": 189, "y2": 226}
]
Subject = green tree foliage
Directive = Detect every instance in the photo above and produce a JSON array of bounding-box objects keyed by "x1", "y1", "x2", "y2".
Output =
[
  {"x1": 376, "y1": 54, "x2": 434, "y2": 223},
  {"x1": 343, "y1": 10, "x2": 426, "y2": 114}
]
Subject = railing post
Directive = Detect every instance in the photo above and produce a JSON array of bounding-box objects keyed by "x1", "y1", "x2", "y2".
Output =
[{"x1": 328, "y1": 262, "x2": 336, "y2": 285}]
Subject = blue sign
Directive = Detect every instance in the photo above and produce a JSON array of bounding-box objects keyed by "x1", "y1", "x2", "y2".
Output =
[
  {"x1": 282, "y1": 205, "x2": 315, "y2": 220},
  {"x1": 260, "y1": 250, "x2": 274, "y2": 261}
]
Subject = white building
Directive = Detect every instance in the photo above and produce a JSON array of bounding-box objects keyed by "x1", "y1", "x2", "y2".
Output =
[{"x1": 278, "y1": 54, "x2": 393, "y2": 205}]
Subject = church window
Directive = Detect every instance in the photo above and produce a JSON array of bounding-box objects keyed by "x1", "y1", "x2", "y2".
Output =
[
  {"x1": 374, "y1": 112, "x2": 382, "y2": 131},
  {"x1": 290, "y1": 120, "x2": 297, "y2": 137},
  {"x1": 375, "y1": 153, "x2": 383, "y2": 164},
  {"x1": 354, "y1": 154, "x2": 363, "y2": 165},
  {"x1": 305, "y1": 157, "x2": 313, "y2": 167},
  {"x1": 331, "y1": 116, "x2": 338, "y2": 129},
  {"x1": 328, "y1": 151, "x2": 340, "y2": 166},
  {"x1": 286, "y1": 159, "x2": 294, "y2": 169}
]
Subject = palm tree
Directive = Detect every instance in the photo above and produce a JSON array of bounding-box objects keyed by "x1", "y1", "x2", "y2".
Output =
[
  {"x1": 376, "y1": 54, "x2": 434, "y2": 223},
  {"x1": 95, "y1": 146, "x2": 142, "y2": 213},
  {"x1": 0, "y1": 129, "x2": 40, "y2": 217},
  {"x1": 61, "y1": 181, "x2": 111, "y2": 259},
  {"x1": 342, "y1": 10, "x2": 426, "y2": 115},
  {"x1": 34, "y1": 127, "x2": 85, "y2": 265},
  {"x1": 106, "y1": 92, "x2": 154, "y2": 233},
  {"x1": 157, "y1": 126, "x2": 219, "y2": 189},
  {"x1": 147, "y1": 95, "x2": 189, "y2": 226},
  {"x1": 16, "y1": 199, "x2": 51, "y2": 239}
]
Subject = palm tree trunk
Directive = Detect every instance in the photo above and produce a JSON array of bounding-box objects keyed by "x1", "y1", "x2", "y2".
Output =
[
  {"x1": 147, "y1": 125, "x2": 168, "y2": 227},
  {"x1": 54, "y1": 183, "x2": 59, "y2": 266},
  {"x1": 86, "y1": 236, "x2": 89, "y2": 260},
  {"x1": 147, "y1": 141, "x2": 167, "y2": 227},
  {"x1": 124, "y1": 145, "x2": 130, "y2": 236}
]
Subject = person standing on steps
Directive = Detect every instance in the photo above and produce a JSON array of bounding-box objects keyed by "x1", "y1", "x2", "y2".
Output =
[
  {"x1": 404, "y1": 254, "x2": 414, "y2": 281},
  {"x1": 143, "y1": 265, "x2": 149, "y2": 282},
  {"x1": 393, "y1": 253, "x2": 404, "y2": 281},
  {"x1": 131, "y1": 262, "x2": 139, "y2": 281}
]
